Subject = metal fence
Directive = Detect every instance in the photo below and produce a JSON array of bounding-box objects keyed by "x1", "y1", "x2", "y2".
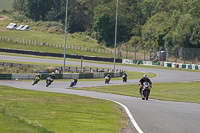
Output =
[
  {"x1": 1, "y1": 36, "x2": 199, "y2": 64},
  {"x1": 0, "y1": 62, "x2": 116, "y2": 73},
  {"x1": 0, "y1": 36, "x2": 113, "y2": 54},
  {"x1": 120, "y1": 45, "x2": 200, "y2": 64}
]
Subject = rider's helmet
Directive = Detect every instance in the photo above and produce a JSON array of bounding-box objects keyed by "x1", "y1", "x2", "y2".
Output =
[{"x1": 143, "y1": 74, "x2": 147, "y2": 78}]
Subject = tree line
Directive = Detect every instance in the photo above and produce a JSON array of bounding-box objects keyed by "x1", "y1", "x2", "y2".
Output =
[{"x1": 12, "y1": 0, "x2": 200, "y2": 48}]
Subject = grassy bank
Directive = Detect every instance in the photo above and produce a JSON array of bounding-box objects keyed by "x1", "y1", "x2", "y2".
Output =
[
  {"x1": 0, "y1": 30, "x2": 101, "y2": 48},
  {"x1": 0, "y1": 41, "x2": 114, "y2": 58},
  {"x1": 0, "y1": 0, "x2": 12, "y2": 10},
  {"x1": 0, "y1": 85, "x2": 127, "y2": 133},
  {"x1": 69, "y1": 81, "x2": 200, "y2": 104}
]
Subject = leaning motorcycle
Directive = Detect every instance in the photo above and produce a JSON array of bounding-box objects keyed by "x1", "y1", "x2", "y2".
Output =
[
  {"x1": 122, "y1": 75, "x2": 127, "y2": 82},
  {"x1": 46, "y1": 77, "x2": 53, "y2": 87},
  {"x1": 32, "y1": 78, "x2": 40, "y2": 86},
  {"x1": 69, "y1": 80, "x2": 77, "y2": 87},
  {"x1": 105, "y1": 76, "x2": 110, "y2": 84},
  {"x1": 141, "y1": 82, "x2": 151, "y2": 100}
]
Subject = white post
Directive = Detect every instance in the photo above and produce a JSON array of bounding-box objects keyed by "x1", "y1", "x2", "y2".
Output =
[
  {"x1": 63, "y1": 0, "x2": 68, "y2": 73},
  {"x1": 114, "y1": 0, "x2": 118, "y2": 72}
]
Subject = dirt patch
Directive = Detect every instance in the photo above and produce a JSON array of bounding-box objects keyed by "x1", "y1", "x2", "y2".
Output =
[{"x1": 0, "y1": 16, "x2": 8, "y2": 20}]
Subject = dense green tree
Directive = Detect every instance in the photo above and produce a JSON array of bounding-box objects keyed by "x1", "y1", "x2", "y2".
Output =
[
  {"x1": 16, "y1": 0, "x2": 200, "y2": 48},
  {"x1": 93, "y1": 13, "x2": 115, "y2": 47},
  {"x1": 12, "y1": 0, "x2": 27, "y2": 12}
]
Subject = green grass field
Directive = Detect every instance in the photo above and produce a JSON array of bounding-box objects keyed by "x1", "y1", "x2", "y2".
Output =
[
  {"x1": 0, "y1": 41, "x2": 114, "y2": 58},
  {"x1": 0, "y1": 31, "x2": 102, "y2": 49},
  {"x1": 0, "y1": 0, "x2": 12, "y2": 10},
  {"x1": 69, "y1": 81, "x2": 200, "y2": 104},
  {"x1": 0, "y1": 85, "x2": 127, "y2": 133}
]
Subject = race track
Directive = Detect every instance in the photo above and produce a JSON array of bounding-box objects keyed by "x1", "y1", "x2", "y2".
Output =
[{"x1": 0, "y1": 55, "x2": 200, "y2": 133}]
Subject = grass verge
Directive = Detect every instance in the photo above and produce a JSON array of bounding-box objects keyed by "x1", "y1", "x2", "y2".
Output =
[
  {"x1": 0, "y1": 85, "x2": 127, "y2": 133},
  {"x1": 69, "y1": 81, "x2": 200, "y2": 104}
]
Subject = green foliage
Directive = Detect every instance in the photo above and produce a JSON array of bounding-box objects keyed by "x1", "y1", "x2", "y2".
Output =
[
  {"x1": 12, "y1": 0, "x2": 27, "y2": 12},
  {"x1": 2, "y1": 0, "x2": 200, "y2": 48},
  {"x1": 94, "y1": 13, "x2": 115, "y2": 47}
]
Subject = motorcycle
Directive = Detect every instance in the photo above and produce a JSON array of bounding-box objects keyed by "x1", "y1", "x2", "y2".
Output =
[
  {"x1": 141, "y1": 82, "x2": 151, "y2": 100},
  {"x1": 46, "y1": 77, "x2": 53, "y2": 87},
  {"x1": 105, "y1": 76, "x2": 110, "y2": 84},
  {"x1": 32, "y1": 78, "x2": 40, "y2": 86},
  {"x1": 69, "y1": 80, "x2": 77, "y2": 87},
  {"x1": 122, "y1": 75, "x2": 127, "y2": 82}
]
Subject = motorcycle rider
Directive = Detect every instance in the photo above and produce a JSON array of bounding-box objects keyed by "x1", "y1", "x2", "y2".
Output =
[
  {"x1": 139, "y1": 74, "x2": 152, "y2": 95},
  {"x1": 46, "y1": 72, "x2": 55, "y2": 85},
  {"x1": 69, "y1": 78, "x2": 78, "y2": 87},
  {"x1": 122, "y1": 72, "x2": 127, "y2": 82},
  {"x1": 106, "y1": 74, "x2": 111, "y2": 81},
  {"x1": 73, "y1": 78, "x2": 78, "y2": 85},
  {"x1": 35, "y1": 73, "x2": 41, "y2": 80},
  {"x1": 32, "y1": 73, "x2": 41, "y2": 85}
]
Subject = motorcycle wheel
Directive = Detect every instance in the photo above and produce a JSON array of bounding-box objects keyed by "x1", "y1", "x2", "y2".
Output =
[
  {"x1": 46, "y1": 81, "x2": 50, "y2": 87},
  {"x1": 145, "y1": 91, "x2": 149, "y2": 100},
  {"x1": 69, "y1": 83, "x2": 73, "y2": 87},
  {"x1": 142, "y1": 97, "x2": 145, "y2": 100}
]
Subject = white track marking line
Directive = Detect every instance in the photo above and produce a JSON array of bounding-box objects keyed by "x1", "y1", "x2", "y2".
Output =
[
  {"x1": 95, "y1": 97, "x2": 144, "y2": 133},
  {"x1": 112, "y1": 100, "x2": 144, "y2": 133}
]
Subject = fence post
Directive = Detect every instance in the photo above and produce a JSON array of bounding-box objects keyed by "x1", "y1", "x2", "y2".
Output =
[
  {"x1": 176, "y1": 48, "x2": 177, "y2": 62},
  {"x1": 184, "y1": 48, "x2": 185, "y2": 64},
  {"x1": 144, "y1": 46, "x2": 145, "y2": 61},
  {"x1": 192, "y1": 50, "x2": 194, "y2": 64},
  {"x1": 159, "y1": 46, "x2": 161, "y2": 61},
  {"x1": 135, "y1": 46, "x2": 136, "y2": 60}
]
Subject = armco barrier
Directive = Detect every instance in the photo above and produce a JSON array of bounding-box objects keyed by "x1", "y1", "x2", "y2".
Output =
[
  {"x1": 104, "y1": 72, "x2": 114, "y2": 78},
  {"x1": 63, "y1": 73, "x2": 79, "y2": 79},
  {"x1": 12, "y1": 73, "x2": 35, "y2": 80},
  {"x1": 79, "y1": 73, "x2": 93, "y2": 79},
  {"x1": 0, "y1": 72, "x2": 123, "y2": 80},
  {"x1": 0, "y1": 74, "x2": 12, "y2": 80},
  {"x1": 93, "y1": 73, "x2": 104, "y2": 78},
  {"x1": 40, "y1": 73, "x2": 63, "y2": 80},
  {"x1": 114, "y1": 72, "x2": 123, "y2": 77},
  {"x1": 0, "y1": 48, "x2": 122, "y2": 63}
]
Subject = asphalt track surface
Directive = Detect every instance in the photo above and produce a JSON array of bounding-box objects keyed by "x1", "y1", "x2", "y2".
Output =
[{"x1": 0, "y1": 55, "x2": 200, "y2": 133}]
